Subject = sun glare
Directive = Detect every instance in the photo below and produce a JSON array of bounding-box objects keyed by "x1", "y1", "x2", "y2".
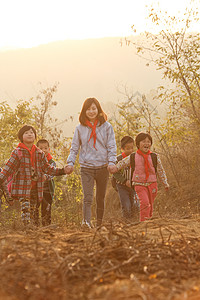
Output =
[{"x1": 0, "y1": 0, "x2": 199, "y2": 50}]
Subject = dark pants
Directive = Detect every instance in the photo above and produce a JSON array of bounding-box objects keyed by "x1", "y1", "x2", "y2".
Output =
[
  {"x1": 117, "y1": 184, "x2": 140, "y2": 221},
  {"x1": 20, "y1": 189, "x2": 40, "y2": 226},
  {"x1": 41, "y1": 192, "x2": 52, "y2": 226},
  {"x1": 80, "y1": 166, "x2": 109, "y2": 226}
]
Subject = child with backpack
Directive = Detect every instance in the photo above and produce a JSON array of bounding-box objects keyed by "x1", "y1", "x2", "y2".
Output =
[
  {"x1": 0, "y1": 125, "x2": 67, "y2": 227},
  {"x1": 37, "y1": 139, "x2": 56, "y2": 226},
  {"x1": 112, "y1": 136, "x2": 139, "y2": 221},
  {"x1": 110, "y1": 132, "x2": 169, "y2": 222}
]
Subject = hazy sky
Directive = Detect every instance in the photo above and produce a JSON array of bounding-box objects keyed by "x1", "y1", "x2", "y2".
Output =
[{"x1": 1, "y1": 0, "x2": 199, "y2": 50}]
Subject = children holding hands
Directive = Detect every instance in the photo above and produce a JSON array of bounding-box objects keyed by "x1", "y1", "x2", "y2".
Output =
[
  {"x1": 110, "y1": 132, "x2": 169, "y2": 222},
  {"x1": 0, "y1": 125, "x2": 68, "y2": 226}
]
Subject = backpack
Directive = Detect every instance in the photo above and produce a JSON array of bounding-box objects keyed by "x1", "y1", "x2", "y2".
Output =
[{"x1": 111, "y1": 152, "x2": 157, "y2": 190}]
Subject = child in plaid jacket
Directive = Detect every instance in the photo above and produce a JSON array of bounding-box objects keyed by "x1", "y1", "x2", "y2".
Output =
[{"x1": 0, "y1": 125, "x2": 67, "y2": 226}]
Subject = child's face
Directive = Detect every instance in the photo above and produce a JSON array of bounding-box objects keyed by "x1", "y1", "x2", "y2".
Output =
[
  {"x1": 139, "y1": 137, "x2": 152, "y2": 153},
  {"x1": 122, "y1": 142, "x2": 134, "y2": 156},
  {"x1": 86, "y1": 103, "x2": 98, "y2": 122},
  {"x1": 38, "y1": 143, "x2": 50, "y2": 156},
  {"x1": 22, "y1": 129, "x2": 36, "y2": 144}
]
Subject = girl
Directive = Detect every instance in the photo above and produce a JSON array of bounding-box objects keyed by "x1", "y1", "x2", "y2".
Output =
[
  {"x1": 110, "y1": 132, "x2": 169, "y2": 222},
  {"x1": 65, "y1": 98, "x2": 117, "y2": 228},
  {"x1": 0, "y1": 125, "x2": 67, "y2": 226}
]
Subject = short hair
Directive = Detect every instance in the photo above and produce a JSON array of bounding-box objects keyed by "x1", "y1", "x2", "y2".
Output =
[
  {"x1": 135, "y1": 132, "x2": 152, "y2": 149},
  {"x1": 121, "y1": 136, "x2": 134, "y2": 149},
  {"x1": 36, "y1": 139, "x2": 49, "y2": 147},
  {"x1": 18, "y1": 125, "x2": 37, "y2": 142},
  {"x1": 79, "y1": 97, "x2": 107, "y2": 126}
]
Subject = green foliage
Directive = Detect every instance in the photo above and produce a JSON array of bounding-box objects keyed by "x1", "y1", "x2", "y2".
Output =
[{"x1": 0, "y1": 83, "x2": 83, "y2": 225}]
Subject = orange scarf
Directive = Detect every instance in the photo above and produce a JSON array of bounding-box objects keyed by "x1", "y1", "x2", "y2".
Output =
[
  {"x1": 121, "y1": 152, "x2": 127, "y2": 158},
  {"x1": 137, "y1": 149, "x2": 151, "y2": 179},
  {"x1": 85, "y1": 119, "x2": 98, "y2": 150},
  {"x1": 46, "y1": 153, "x2": 53, "y2": 162},
  {"x1": 18, "y1": 143, "x2": 36, "y2": 167}
]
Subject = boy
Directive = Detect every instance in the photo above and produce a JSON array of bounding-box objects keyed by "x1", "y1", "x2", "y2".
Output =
[
  {"x1": 37, "y1": 139, "x2": 55, "y2": 226},
  {"x1": 113, "y1": 136, "x2": 139, "y2": 221},
  {"x1": 0, "y1": 125, "x2": 67, "y2": 227}
]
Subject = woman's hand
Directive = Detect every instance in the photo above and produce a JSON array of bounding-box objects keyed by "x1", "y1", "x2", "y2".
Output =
[
  {"x1": 107, "y1": 165, "x2": 118, "y2": 174},
  {"x1": 64, "y1": 165, "x2": 74, "y2": 174}
]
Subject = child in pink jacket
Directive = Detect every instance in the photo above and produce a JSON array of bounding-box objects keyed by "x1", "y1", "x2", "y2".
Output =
[{"x1": 110, "y1": 132, "x2": 169, "y2": 222}]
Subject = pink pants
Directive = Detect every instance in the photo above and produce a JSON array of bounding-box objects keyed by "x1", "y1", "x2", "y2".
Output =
[{"x1": 135, "y1": 182, "x2": 157, "y2": 222}]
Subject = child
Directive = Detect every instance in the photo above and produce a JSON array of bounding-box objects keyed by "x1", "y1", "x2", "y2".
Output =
[
  {"x1": 0, "y1": 125, "x2": 67, "y2": 226},
  {"x1": 110, "y1": 132, "x2": 169, "y2": 222},
  {"x1": 0, "y1": 167, "x2": 13, "y2": 209},
  {"x1": 37, "y1": 139, "x2": 56, "y2": 226},
  {"x1": 65, "y1": 97, "x2": 117, "y2": 228},
  {"x1": 112, "y1": 136, "x2": 139, "y2": 221}
]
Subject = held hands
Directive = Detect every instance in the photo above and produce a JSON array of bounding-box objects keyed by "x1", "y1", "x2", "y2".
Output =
[
  {"x1": 64, "y1": 165, "x2": 74, "y2": 174},
  {"x1": 107, "y1": 165, "x2": 118, "y2": 174},
  {"x1": 42, "y1": 174, "x2": 47, "y2": 182},
  {"x1": 8, "y1": 198, "x2": 14, "y2": 206},
  {"x1": 125, "y1": 180, "x2": 131, "y2": 188},
  {"x1": 165, "y1": 184, "x2": 170, "y2": 193}
]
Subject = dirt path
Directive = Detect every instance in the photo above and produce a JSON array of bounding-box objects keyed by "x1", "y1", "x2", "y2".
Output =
[{"x1": 0, "y1": 216, "x2": 200, "y2": 300}]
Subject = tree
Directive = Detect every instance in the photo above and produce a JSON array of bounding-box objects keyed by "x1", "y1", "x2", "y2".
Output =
[
  {"x1": 126, "y1": 2, "x2": 200, "y2": 127},
  {"x1": 0, "y1": 100, "x2": 34, "y2": 163}
]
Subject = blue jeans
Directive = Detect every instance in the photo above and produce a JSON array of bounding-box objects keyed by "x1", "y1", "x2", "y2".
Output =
[
  {"x1": 116, "y1": 183, "x2": 140, "y2": 221},
  {"x1": 80, "y1": 166, "x2": 109, "y2": 225}
]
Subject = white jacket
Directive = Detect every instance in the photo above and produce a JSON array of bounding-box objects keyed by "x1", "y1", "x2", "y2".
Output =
[{"x1": 67, "y1": 121, "x2": 117, "y2": 168}]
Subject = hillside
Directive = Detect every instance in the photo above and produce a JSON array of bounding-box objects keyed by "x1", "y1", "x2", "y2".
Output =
[
  {"x1": 0, "y1": 217, "x2": 200, "y2": 300},
  {"x1": 0, "y1": 37, "x2": 165, "y2": 135}
]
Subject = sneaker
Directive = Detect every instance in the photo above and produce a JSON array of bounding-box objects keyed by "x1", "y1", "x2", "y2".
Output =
[{"x1": 81, "y1": 220, "x2": 93, "y2": 229}]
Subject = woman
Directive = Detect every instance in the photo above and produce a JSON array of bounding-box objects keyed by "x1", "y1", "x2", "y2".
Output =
[{"x1": 65, "y1": 98, "x2": 117, "y2": 228}]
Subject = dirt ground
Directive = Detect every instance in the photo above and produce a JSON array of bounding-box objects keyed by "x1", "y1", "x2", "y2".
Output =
[{"x1": 0, "y1": 215, "x2": 200, "y2": 300}]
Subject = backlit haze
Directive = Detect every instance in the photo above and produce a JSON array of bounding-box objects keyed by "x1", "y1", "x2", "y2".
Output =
[
  {"x1": 1, "y1": 0, "x2": 199, "y2": 50},
  {"x1": 0, "y1": 0, "x2": 199, "y2": 136}
]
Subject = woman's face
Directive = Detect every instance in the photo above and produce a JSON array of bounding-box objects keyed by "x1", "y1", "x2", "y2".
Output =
[
  {"x1": 86, "y1": 103, "x2": 98, "y2": 122},
  {"x1": 139, "y1": 137, "x2": 152, "y2": 153}
]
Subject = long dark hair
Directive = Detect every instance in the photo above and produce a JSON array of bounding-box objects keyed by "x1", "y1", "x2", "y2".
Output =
[{"x1": 79, "y1": 97, "x2": 107, "y2": 126}]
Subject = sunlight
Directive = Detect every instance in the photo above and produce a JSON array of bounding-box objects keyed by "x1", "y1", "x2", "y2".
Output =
[{"x1": 0, "y1": 0, "x2": 199, "y2": 50}]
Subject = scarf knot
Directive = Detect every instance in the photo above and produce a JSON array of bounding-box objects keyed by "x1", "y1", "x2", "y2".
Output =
[
  {"x1": 86, "y1": 119, "x2": 98, "y2": 150},
  {"x1": 137, "y1": 149, "x2": 151, "y2": 180},
  {"x1": 46, "y1": 153, "x2": 53, "y2": 162},
  {"x1": 18, "y1": 143, "x2": 36, "y2": 167}
]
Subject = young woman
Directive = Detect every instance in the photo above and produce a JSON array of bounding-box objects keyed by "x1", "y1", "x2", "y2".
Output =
[
  {"x1": 110, "y1": 132, "x2": 169, "y2": 222},
  {"x1": 66, "y1": 98, "x2": 117, "y2": 228}
]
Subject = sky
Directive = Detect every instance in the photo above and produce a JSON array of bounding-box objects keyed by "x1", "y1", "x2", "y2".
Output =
[{"x1": 0, "y1": 0, "x2": 199, "y2": 50}]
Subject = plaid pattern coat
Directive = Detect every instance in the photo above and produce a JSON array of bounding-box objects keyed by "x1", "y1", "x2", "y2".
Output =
[{"x1": 0, "y1": 146, "x2": 65, "y2": 202}]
